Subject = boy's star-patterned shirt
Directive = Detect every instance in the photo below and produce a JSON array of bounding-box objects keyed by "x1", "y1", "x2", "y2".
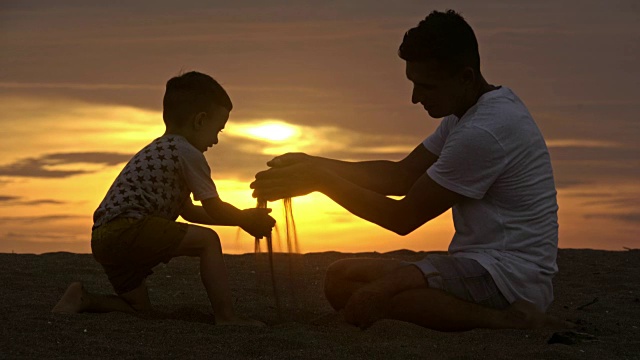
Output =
[{"x1": 92, "y1": 134, "x2": 218, "y2": 229}]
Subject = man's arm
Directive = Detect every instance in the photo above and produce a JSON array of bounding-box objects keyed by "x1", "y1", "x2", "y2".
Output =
[
  {"x1": 252, "y1": 165, "x2": 464, "y2": 236},
  {"x1": 319, "y1": 170, "x2": 464, "y2": 235},
  {"x1": 269, "y1": 144, "x2": 437, "y2": 196}
]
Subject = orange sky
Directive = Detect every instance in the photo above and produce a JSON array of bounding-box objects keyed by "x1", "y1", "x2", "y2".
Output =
[{"x1": 0, "y1": 1, "x2": 638, "y2": 254}]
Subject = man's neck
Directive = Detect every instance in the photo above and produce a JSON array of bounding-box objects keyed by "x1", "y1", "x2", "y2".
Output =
[{"x1": 453, "y1": 78, "x2": 498, "y2": 118}]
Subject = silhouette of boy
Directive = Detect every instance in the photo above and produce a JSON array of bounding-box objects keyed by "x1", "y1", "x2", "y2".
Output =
[{"x1": 53, "y1": 71, "x2": 273, "y2": 325}]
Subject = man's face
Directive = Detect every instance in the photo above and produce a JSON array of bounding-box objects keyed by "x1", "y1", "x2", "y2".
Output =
[
  {"x1": 406, "y1": 60, "x2": 465, "y2": 118},
  {"x1": 194, "y1": 104, "x2": 229, "y2": 152}
]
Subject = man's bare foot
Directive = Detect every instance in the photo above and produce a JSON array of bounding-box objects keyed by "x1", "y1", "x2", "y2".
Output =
[
  {"x1": 505, "y1": 300, "x2": 574, "y2": 329},
  {"x1": 215, "y1": 315, "x2": 266, "y2": 326},
  {"x1": 52, "y1": 282, "x2": 87, "y2": 313}
]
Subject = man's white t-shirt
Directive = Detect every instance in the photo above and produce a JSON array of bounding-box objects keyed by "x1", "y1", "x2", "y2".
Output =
[
  {"x1": 422, "y1": 86, "x2": 559, "y2": 311},
  {"x1": 93, "y1": 134, "x2": 219, "y2": 229}
]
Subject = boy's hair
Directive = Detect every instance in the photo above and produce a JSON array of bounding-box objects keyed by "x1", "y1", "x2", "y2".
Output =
[
  {"x1": 162, "y1": 71, "x2": 233, "y2": 127},
  {"x1": 398, "y1": 10, "x2": 480, "y2": 74}
]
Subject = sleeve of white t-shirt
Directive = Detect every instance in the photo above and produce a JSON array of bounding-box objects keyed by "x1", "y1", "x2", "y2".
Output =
[
  {"x1": 426, "y1": 124, "x2": 507, "y2": 199},
  {"x1": 179, "y1": 148, "x2": 219, "y2": 201},
  {"x1": 422, "y1": 115, "x2": 456, "y2": 156}
]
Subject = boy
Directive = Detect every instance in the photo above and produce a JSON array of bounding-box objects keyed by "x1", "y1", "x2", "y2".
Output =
[{"x1": 53, "y1": 71, "x2": 274, "y2": 326}]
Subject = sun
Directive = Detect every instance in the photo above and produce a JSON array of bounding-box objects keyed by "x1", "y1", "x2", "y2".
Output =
[{"x1": 231, "y1": 120, "x2": 299, "y2": 142}]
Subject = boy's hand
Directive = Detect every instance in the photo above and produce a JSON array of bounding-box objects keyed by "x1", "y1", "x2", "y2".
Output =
[
  {"x1": 239, "y1": 208, "x2": 276, "y2": 238},
  {"x1": 267, "y1": 152, "x2": 313, "y2": 168}
]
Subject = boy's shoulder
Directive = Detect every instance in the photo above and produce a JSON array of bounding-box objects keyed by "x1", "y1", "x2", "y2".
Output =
[{"x1": 133, "y1": 135, "x2": 199, "y2": 159}]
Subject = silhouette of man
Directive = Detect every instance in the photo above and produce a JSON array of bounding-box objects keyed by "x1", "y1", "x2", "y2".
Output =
[{"x1": 251, "y1": 10, "x2": 569, "y2": 331}]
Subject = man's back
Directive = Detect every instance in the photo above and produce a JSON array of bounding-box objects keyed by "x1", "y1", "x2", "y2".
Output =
[{"x1": 423, "y1": 86, "x2": 558, "y2": 310}]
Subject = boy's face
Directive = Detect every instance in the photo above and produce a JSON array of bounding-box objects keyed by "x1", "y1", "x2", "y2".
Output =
[{"x1": 192, "y1": 104, "x2": 229, "y2": 152}]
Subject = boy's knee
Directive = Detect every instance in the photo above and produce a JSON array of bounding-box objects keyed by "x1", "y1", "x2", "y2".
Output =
[
  {"x1": 181, "y1": 226, "x2": 221, "y2": 255},
  {"x1": 188, "y1": 228, "x2": 222, "y2": 257},
  {"x1": 201, "y1": 228, "x2": 221, "y2": 249}
]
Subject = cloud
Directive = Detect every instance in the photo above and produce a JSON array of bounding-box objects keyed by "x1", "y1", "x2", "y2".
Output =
[
  {"x1": 0, "y1": 215, "x2": 87, "y2": 224},
  {"x1": 548, "y1": 146, "x2": 639, "y2": 162},
  {"x1": 0, "y1": 152, "x2": 132, "y2": 179},
  {"x1": 0, "y1": 195, "x2": 66, "y2": 206},
  {"x1": 5, "y1": 231, "x2": 82, "y2": 241},
  {"x1": 0, "y1": 82, "x2": 159, "y2": 91},
  {"x1": 583, "y1": 212, "x2": 640, "y2": 224}
]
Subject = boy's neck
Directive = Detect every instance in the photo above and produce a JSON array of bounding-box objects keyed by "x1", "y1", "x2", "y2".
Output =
[{"x1": 163, "y1": 127, "x2": 189, "y2": 138}]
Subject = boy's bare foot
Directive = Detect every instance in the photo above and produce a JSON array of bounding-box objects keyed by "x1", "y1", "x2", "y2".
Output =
[
  {"x1": 52, "y1": 282, "x2": 87, "y2": 313},
  {"x1": 505, "y1": 300, "x2": 574, "y2": 329},
  {"x1": 215, "y1": 315, "x2": 266, "y2": 326}
]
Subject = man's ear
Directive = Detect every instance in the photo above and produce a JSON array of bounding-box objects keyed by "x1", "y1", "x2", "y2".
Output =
[{"x1": 460, "y1": 67, "x2": 476, "y2": 86}]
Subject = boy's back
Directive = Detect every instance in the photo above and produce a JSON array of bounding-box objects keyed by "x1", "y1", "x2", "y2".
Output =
[{"x1": 93, "y1": 134, "x2": 217, "y2": 229}]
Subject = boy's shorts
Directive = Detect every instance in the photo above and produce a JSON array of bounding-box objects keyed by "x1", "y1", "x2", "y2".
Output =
[
  {"x1": 408, "y1": 254, "x2": 510, "y2": 309},
  {"x1": 91, "y1": 216, "x2": 188, "y2": 295}
]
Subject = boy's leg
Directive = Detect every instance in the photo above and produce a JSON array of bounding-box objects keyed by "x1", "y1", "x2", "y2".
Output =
[
  {"x1": 324, "y1": 258, "x2": 571, "y2": 331},
  {"x1": 52, "y1": 280, "x2": 150, "y2": 314},
  {"x1": 170, "y1": 225, "x2": 263, "y2": 326}
]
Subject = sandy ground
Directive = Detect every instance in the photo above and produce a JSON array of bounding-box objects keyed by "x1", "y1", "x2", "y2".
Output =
[{"x1": 1, "y1": 249, "x2": 639, "y2": 359}]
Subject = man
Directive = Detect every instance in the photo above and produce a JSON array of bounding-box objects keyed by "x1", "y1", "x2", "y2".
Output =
[{"x1": 250, "y1": 10, "x2": 570, "y2": 331}]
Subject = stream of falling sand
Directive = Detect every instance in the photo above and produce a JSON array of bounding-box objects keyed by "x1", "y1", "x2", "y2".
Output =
[{"x1": 254, "y1": 198, "x2": 299, "y2": 318}]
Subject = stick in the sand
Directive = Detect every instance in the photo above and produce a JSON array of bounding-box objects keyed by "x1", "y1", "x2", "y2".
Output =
[{"x1": 256, "y1": 199, "x2": 282, "y2": 316}]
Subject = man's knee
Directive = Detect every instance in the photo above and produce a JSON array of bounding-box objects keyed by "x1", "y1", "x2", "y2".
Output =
[
  {"x1": 324, "y1": 259, "x2": 352, "y2": 289},
  {"x1": 326, "y1": 258, "x2": 357, "y2": 279}
]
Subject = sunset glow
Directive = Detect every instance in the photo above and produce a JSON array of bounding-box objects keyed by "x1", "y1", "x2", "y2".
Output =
[
  {"x1": 229, "y1": 121, "x2": 300, "y2": 142},
  {"x1": 1, "y1": 1, "x2": 638, "y2": 254}
]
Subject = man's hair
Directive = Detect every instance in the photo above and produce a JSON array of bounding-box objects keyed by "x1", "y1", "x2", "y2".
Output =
[
  {"x1": 162, "y1": 71, "x2": 232, "y2": 126},
  {"x1": 398, "y1": 10, "x2": 480, "y2": 74}
]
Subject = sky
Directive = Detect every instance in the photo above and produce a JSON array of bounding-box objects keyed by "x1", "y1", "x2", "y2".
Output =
[{"x1": 0, "y1": 0, "x2": 638, "y2": 254}]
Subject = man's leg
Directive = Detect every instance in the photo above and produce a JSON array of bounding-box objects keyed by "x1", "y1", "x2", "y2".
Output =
[
  {"x1": 387, "y1": 287, "x2": 568, "y2": 331},
  {"x1": 170, "y1": 225, "x2": 263, "y2": 326},
  {"x1": 324, "y1": 258, "x2": 571, "y2": 331},
  {"x1": 52, "y1": 280, "x2": 150, "y2": 314},
  {"x1": 324, "y1": 258, "x2": 406, "y2": 310}
]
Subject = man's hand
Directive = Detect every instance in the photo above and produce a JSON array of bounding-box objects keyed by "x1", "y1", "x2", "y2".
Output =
[
  {"x1": 250, "y1": 162, "x2": 326, "y2": 202},
  {"x1": 343, "y1": 282, "x2": 392, "y2": 329},
  {"x1": 239, "y1": 208, "x2": 275, "y2": 238},
  {"x1": 267, "y1": 152, "x2": 313, "y2": 168}
]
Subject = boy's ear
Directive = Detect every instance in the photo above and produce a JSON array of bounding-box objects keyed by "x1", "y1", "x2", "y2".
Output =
[{"x1": 193, "y1": 112, "x2": 207, "y2": 129}]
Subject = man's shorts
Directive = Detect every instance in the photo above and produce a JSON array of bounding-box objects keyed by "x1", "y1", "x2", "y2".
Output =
[
  {"x1": 408, "y1": 254, "x2": 510, "y2": 309},
  {"x1": 91, "y1": 216, "x2": 188, "y2": 295}
]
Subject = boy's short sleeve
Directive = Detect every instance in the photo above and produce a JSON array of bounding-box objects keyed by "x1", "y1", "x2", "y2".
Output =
[
  {"x1": 427, "y1": 125, "x2": 507, "y2": 199},
  {"x1": 179, "y1": 147, "x2": 219, "y2": 201}
]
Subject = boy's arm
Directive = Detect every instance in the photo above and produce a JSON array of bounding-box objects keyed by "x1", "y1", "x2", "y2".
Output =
[
  {"x1": 267, "y1": 144, "x2": 437, "y2": 196},
  {"x1": 180, "y1": 198, "x2": 237, "y2": 226},
  {"x1": 180, "y1": 197, "x2": 274, "y2": 238}
]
